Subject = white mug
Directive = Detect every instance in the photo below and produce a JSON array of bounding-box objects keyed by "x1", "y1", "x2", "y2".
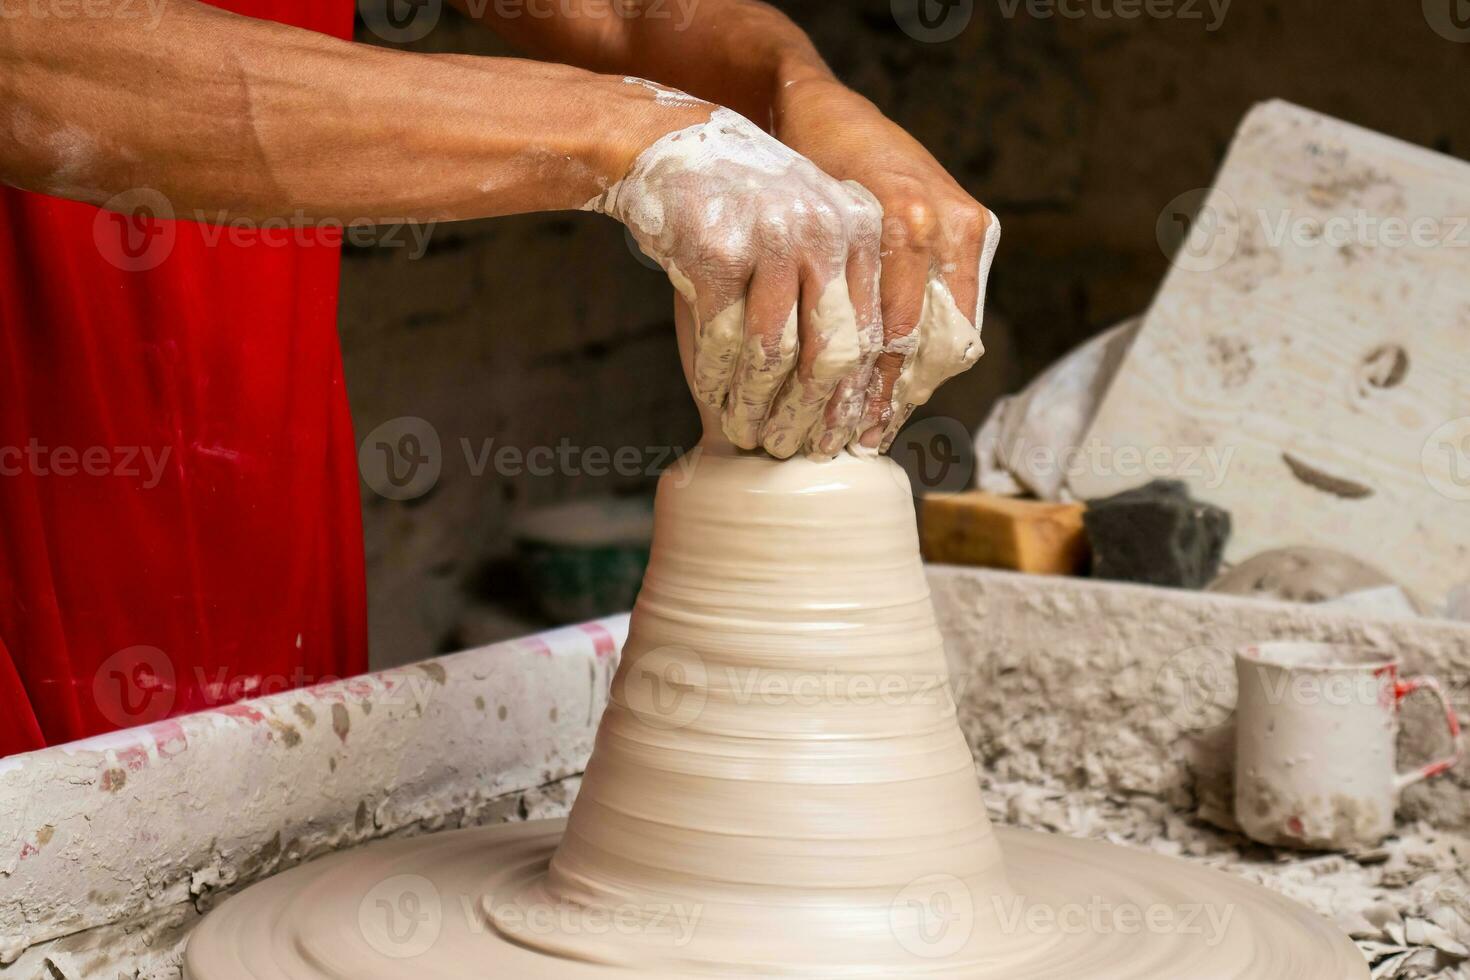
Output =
[{"x1": 1234, "y1": 641, "x2": 1462, "y2": 850}]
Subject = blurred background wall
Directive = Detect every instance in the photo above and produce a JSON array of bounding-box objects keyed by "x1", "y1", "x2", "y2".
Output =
[{"x1": 344, "y1": 0, "x2": 1470, "y2": 669}]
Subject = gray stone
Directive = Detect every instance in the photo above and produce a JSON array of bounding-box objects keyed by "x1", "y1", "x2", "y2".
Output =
[{"x1": 1083, "y1": 479, "x2": 1231, "y2": 589}]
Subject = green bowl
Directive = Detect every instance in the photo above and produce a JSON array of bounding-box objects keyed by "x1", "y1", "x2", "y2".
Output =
[{"x1": 512, "y1": 497, "x2": 654, "y2": 624}]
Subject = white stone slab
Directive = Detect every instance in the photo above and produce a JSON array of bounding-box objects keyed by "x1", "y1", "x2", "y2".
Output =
[{"x1": 1073, "y1": 100, "x2": 1470, "y2": 610}]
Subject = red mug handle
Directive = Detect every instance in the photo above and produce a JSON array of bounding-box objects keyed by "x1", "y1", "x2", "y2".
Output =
[{"x1": 1393, "y1": 676, "x2": 1463, "y2": 792}]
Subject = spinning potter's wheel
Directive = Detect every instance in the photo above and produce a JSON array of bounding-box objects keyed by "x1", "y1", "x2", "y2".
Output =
[{"x1": 186, "y1": 447, "x2": 1366, "y2": 979}]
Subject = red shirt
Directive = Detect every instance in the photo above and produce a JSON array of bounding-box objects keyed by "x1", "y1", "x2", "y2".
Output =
[{"x1": 0, "y1": 0, "x2": 367, "y2": 755}]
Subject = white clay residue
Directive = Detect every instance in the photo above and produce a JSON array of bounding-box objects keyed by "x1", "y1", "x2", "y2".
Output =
[
  {"x1": 881, "y1": 275, "x2": 985, "y2": 450},
  {"x1": 622, "y1": 76, "x2": 710, "y2": 110},
  {"x1": 590, "y1": 109, "x2": 881, "y2": 460}
]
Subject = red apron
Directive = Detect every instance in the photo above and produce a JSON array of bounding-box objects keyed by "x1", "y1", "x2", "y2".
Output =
[{"x1": 0, "y1": 0, "x2": 367, "y2": 755}]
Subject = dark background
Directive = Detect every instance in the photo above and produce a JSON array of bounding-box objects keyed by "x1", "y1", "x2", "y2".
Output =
[{"x1": 345, "y1": 0, "x2": 1470, "y2": 668}]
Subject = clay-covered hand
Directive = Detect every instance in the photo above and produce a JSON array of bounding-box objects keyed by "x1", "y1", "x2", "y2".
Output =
[
  {"x1": 589, "y1": 102, "x2": 884, "y2": 459},
  {"x1": 774, "y1": 77, "x2": 1000, "y2": 452}
]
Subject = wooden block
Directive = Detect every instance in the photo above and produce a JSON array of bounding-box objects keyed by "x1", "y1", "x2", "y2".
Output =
[
  {"x1": 1074, "y1": 100, "x2": 1470, "y2": 609},
  {"x1": 920, "y1": 492, "x2": 1089, "y2": 575}
]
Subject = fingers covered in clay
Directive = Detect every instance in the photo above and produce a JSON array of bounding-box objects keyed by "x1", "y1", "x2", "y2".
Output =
[
  {"x1": 855, "y1": 202, "x2": 1000, "y2": 453},
  {"x1": 810, "y1": 184, "x2": 884, "y2": 459},
  {"x1": 760, "y1": 271, "x2": 865, "y2": 459},
  {"x1": 591, "y1": 104, "x2": 887, "y2": 458},
  {"x1": 854, "y1": 245, "x2": 930, "y2": 452},
  {"x1": 722, "y1": 268, "x2": 799, "y2": 449}
]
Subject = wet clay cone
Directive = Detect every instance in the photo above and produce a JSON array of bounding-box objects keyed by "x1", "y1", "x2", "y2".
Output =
[
  {"x1": 491, "y1": 299, "x2": 1017, "y2": 972},
  {"x1": 494, "y1": 450, "x2": 1014, "y2": 973}
]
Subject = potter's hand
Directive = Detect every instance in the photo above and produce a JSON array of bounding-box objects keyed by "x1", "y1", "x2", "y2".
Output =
[
  {"x1": 774, "y1": 78, "x2": 1000, "y2": 453},
  {"x1": 589, "y1": 103, "x2": 883, "y2": 460}
]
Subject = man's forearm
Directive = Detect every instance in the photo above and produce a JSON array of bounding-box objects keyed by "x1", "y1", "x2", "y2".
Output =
[
  {"x1": 452, "y1": 0, "x2": 836, "y2": 127},
  {"x1": 0, "y1": 1, "x2": 708, "y2": 220}
]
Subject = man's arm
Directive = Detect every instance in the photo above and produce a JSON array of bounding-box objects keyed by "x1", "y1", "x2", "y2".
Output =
[
  {"x1": 457, "y1": 0, "x2": 999, "y2": 451},
  {"x1": 0, "y1": 1, "x2": 884, "y2": 459},
  {"x1": 451, "y1": 0, "x2": 827, "y2": 126},
  {"x1": 0, "y1": 0, "x2": 704, "y2": 220}
]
